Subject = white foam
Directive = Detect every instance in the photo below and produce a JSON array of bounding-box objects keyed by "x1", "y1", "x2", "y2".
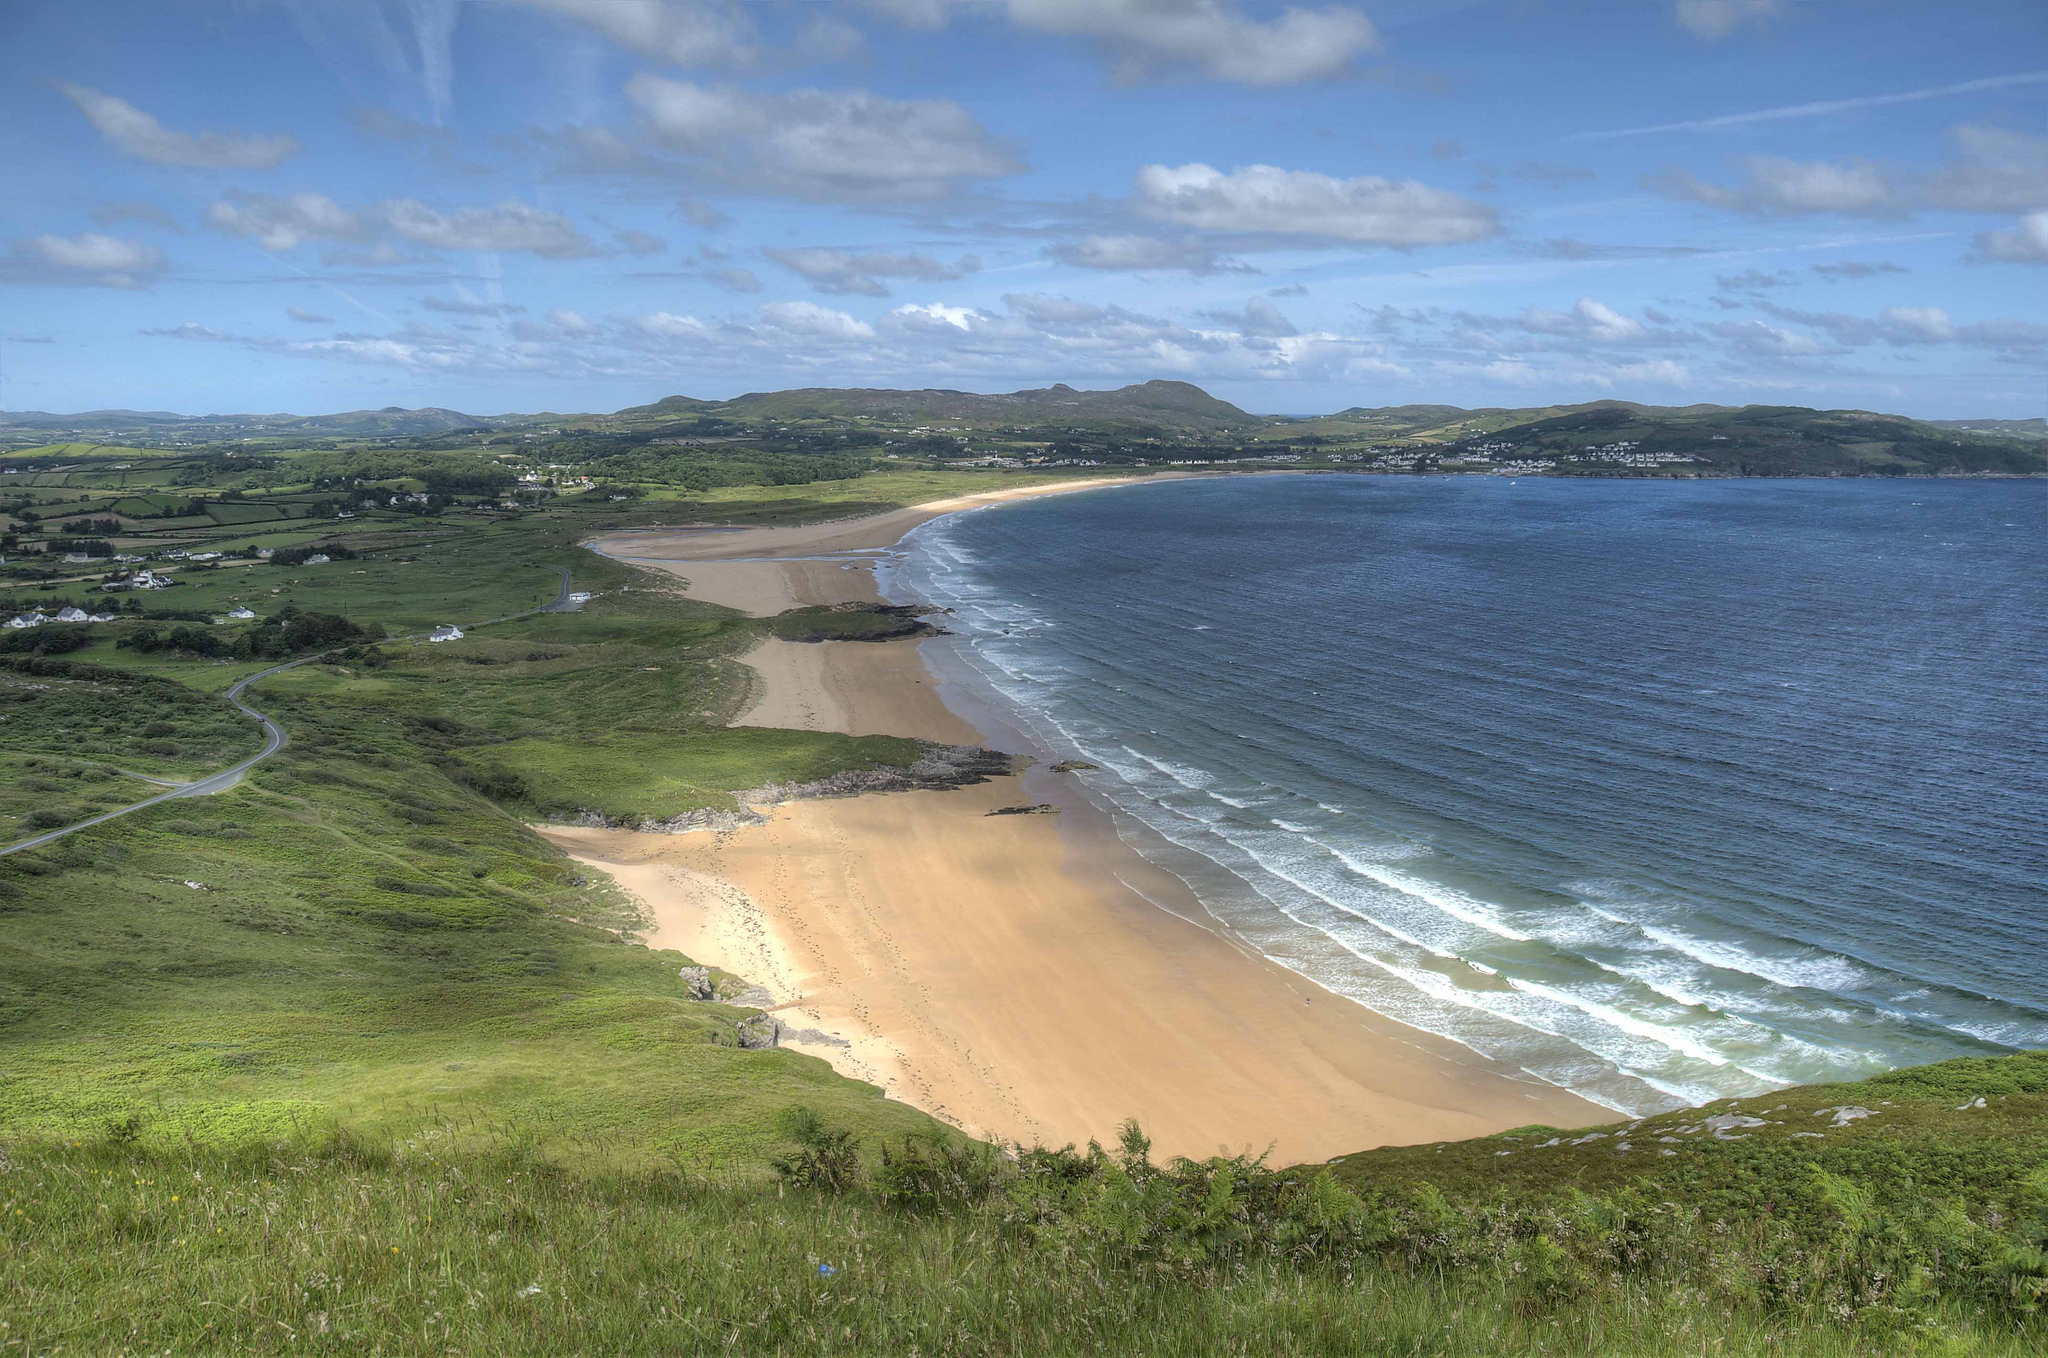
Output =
[{"x1": 1311, "y1": 839, "x2": 1531, "y2": 942}]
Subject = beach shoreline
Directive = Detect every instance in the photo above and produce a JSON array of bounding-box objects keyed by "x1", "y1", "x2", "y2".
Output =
[{"x1": 545, "y1": 474, "x2": 1606, "y2": 1162}]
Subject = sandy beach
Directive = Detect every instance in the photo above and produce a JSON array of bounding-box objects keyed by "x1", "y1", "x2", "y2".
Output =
[{"x1": 544, "y1": 476, "x2": 1604, "y2": 1163}]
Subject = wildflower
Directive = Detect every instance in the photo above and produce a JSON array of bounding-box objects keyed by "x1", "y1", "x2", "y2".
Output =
[
  {"x1": 518, "y1": 1285, "x2": 542, "y2": 1297},
  {"x1": 817, "y1": 1264, "x2": 838, "y2": 1278}
]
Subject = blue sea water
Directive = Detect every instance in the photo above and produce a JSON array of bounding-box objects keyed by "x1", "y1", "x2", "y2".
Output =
[{"x1": 884, "y1": 475, "x2": 2048, "y2": 1114}]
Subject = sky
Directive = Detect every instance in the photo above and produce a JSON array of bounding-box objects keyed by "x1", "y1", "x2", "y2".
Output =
[{"x1": 2, "y1": 0, "x2": 2044, "y2": 419}]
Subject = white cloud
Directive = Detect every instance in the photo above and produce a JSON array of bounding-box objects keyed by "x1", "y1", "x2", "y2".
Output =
[
  {"x1": 625, "y1": 75, "x2": 1023, "y2": 200},
  {"x1": 501, "y1": 0, "x2": 758, "y2": 68},
  {"x1": 1133, "y1": 162, "x2": 1500, "y2": 246},
  {"x1": 1924, "y1": 126, "x2": 2048, "y2": 213},
  {"x1": 1647, "y1": 156, "x2": 1905, "y2": 217},
  {"x1": 286, "y1": 305, "x2": 334, "y2": 323},
  {"x1": 1973, "y1": 211, "x2": 2048, "y2": 265},
  {"x1": 856, "y1": 0, "x2": 1377, "y2": 85},
  {"x1": 1518, "y1": 297, "x2": 1662, "y2": 345},
  {"x1": 1, "y1": 232, "x2": 166, "y2": 289},
  {"x1": 1672, "y1": 0, "x2": 1781, "y2": 41},
  {"x1": 1201, "y1": 296, "x2": 1299, "y2": 338},
  {"x1": 1705, "y1": 320, "x2": 1833, "y2": 356},
  {"x1": 1879, "y1": 305, "x2": 1954, "y2": 342},
  {"x1": 59, "y1": 83, "x2": 298, "y2": 170},
  {"x1": 204, "y1": 191, "x2": 366, "y2": 251},
  {"x1": 548, "y1": 309, "x2": 599, "y2": 334},
  {"x1": 1045, "y1": 234, "x2": 1248, "y2": 274},
  {"x1": 383, "y1": 199, "x2": 600, "y2": 258},
  {"x1": 756, "y1": 300, "x2": 878, "y2": 341},
  {"x1": 763, "y1": 247, "x2": 981, "y2": 296},
  {"x1": 794, "y1": 15, "x2": 867, "y2": 63},
  {"x1": 1001, "y1": 0, "x2": 1377, "y2": 85},
  {"x1": 1759, "y1": 301, "x2": 2048, "y2": 351}
]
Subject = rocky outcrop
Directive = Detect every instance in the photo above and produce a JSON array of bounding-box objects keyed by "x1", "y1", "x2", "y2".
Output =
[
  {"x1": 987, "y1": 803, "x2": 1060, "y2": 817},
  {"x1": 739, "y1": 744, "x2": 1015, "y2": 804},
  {"x1": 735, "y1": 1013, "x2": 781, "y2": 1049},
  {"x1": 678, "y1": 965, "x2": 717, "y2": 1001}
]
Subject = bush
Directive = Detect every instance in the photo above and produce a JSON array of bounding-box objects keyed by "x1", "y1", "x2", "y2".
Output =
[
  {"x1": 18, "y1": 809, "x2": 68, "y2": 831},
  {"x1": 771, "y1": 1107, "x2": 864, "y2": 1192}
]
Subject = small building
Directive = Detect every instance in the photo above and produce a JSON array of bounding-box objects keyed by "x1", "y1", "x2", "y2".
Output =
[
  {"x1": 303, "y1": 553, "x2": 331, "y2": 565},
  {"x1": 228, "y1": 606, "x2": 256, "y2": 619},
  {"x1": 567, "y1": 591, "x2": 594, "y2": 603},
  {"x1": 255, "y1": 548, "x2": 275, "y2": 558},
  {"x1": 189, "y1": 551, "x2": 222, "y2": 561},
  {"x1": 62, "y1": 552, "x2": 92, "y2": 564},
  {"x1": 55, "y1": 606, "x2": 88, "y2": 623},
  {"x1": 4, "y1": 613, "x2": 43, "y2": 629},
  {"x1": 87, "y1": 613, "x2": 116, "y2": 624},
  {"x1": 430, "y1": 624, "x2": 464, "y2": 642}
]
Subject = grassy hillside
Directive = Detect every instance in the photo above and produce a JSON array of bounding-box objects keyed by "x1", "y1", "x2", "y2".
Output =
[{"x1": 3, "y1": 1053, "x2": 2042, "y2": 1353}]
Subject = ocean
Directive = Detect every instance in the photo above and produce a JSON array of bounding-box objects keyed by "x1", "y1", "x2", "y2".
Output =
[{"x1": 884, "y1": 474, "x2": 2048, "y2": 1115}]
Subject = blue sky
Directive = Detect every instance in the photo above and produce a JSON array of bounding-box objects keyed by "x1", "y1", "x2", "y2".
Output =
[{"x1": 3, "y1": 0, "x2": 2044, "y2": 417}]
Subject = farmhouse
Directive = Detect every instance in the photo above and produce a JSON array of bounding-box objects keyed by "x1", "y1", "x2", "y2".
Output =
[
  {"x1": 430, "y1": 624, "x2": 464, "y2": 642},
  {"x1": 5, "y1": 613, "x2": 44, "y2": 629},
  {"x1": 54, "y1": 606, "x2": 88, "y2": 622}
]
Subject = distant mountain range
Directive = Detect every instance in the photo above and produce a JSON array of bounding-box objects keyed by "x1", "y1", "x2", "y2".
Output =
[{"x1": 3, "y1": 384, "x2": 2040, "y2": 476}]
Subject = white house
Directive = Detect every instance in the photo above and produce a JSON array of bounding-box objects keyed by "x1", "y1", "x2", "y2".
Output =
[
  {"x1": 255, "y1": 548, "x2": 275, "y2": 558},
  {"x1": 567, "y1": 591, "x2": 594, "y2": 603},
  {"x1": 189, "y1": 551, "x2": 222, "y2": 561},
  {"x1": 55, "y1": 606, "x2": 88, "y2": 622},
  {"x1": 430, "y1": 624, "x2": 464, "y2": 642},
  {"x1": 303, "y1": 553, "x2": 331, "y2": 565},
  {"x1": 133, "y1": 570, "x2": 171, "y2": 590},
  {"x1": 228, "y1": 606, "x2": 256, "y2": 619},
  {"x1": 62, "y1": 552, "x2": 92, "y2": 564},
  {"x1": 5, "y1": 613, "x2": 43, "y2": 629},
  {"x1": 87, "y1": 613, "x2": 117, "y2": 623}
]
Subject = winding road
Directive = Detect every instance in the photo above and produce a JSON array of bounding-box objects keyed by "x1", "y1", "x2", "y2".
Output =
[{"x1": 0, "y1": 566, "x2": 575, "y2": 858}]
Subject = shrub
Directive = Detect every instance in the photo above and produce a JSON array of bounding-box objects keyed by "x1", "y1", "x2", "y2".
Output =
[{"x1": 771, "y1": 1107, "x2": 864, "y2": 1192}]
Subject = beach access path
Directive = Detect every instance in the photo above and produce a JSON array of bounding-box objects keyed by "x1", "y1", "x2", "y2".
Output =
[{"x1": 550, "y1": 478, "x2": 1605, "y2": 1163}]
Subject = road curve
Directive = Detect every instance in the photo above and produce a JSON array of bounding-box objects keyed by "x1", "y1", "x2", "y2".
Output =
[
  {"x1": 0, "y1": 565, "x2": 575, "y2": 858},
  {"x1": 1, "y1": 657, "x2": 306, "y2": 857}
]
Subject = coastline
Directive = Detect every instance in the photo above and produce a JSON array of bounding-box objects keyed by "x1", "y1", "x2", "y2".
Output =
[{"x1": 548, "y1": 475, "x2": 1606, "y2": 1162}]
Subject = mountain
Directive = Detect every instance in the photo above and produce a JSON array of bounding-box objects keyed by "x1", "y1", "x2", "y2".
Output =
[{"x1": 667, "y1": 380, "x2": 1260, "y2": 433}]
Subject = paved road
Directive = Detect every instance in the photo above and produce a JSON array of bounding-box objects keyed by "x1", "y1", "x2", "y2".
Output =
[{"x1": 0, "y1": 566, "x2": 575, "y2": 858}]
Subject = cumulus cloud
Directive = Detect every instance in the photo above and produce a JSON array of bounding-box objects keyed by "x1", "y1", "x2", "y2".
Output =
[
  {"x1": 383, "y1": 199, "x2": 600, "y2": 258},
  {"x1": 625, "y1": 74, "x2": 1022, "y2": 200},
  {"x1": 286, "y1": 305, "x2": 334, "y2": 323},
  {"x1": 1133, "y1": 162, "x2": 1500, "y2": 246},
  {"x1": 1, "y1": 232, "x2": 166, "y2": 289},
  {"x1": 1924, "y1": 126, "x2": 2048, "y2": 213},
  {"x1": 1759, "y1": 300, "x2": 2048, "y2": 351},
  {"x1": 763, "y1": 247, "x2": 981, "y2": 296},
  {"x1": 60, "y1": 83, "x2": 298, "y2": 169},
  {"x1": 1646, "y1": 156, "x2": 1905, "y2": 217},
  {"x1": 1200, "y1": 296, "x2": 1298, "y2": 338},
  {"x1": 1005, "y1": 0, "x2": 1377, "y2": 85},
  {"x1": 501, "y1": 0, "x2": 758, "y2": 68},
  {"x1": 1704, "y1": 320, "x2": 1834, "y2": 356},
  {"x1": 1972, "y1": 211, "x2": 2048, "y2": 265},
  {"x1": 1517, "y1": 297, "x2": 1681, "y2": 346},
  {"x1": 1673, "y1": 0, "x2": 1781, "y2": 40},
  {"x1": 1045, "y1": 234, "x2": 1249, "y2": 274},
  {"x1": 856, "y1": 0, "x2": 1377, "y2": 85},
  {"x1": 756, "y1": 300, "x2": 877, "y2": 341},
  {"x1": 205, "y1": 191, "x2": 366, "y2": 251}
]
